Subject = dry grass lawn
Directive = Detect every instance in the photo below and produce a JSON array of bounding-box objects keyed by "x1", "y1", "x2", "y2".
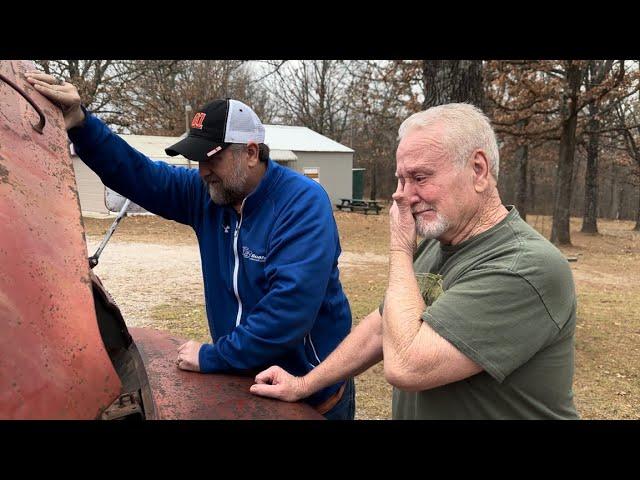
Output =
[{"x1": 84, "y1": 211, "x2": 640, "y2": 419}]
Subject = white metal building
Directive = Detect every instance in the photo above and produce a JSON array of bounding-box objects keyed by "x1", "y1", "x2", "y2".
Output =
[{"x1": 72, "y1": 126, "x2": 354, "y2": 215}]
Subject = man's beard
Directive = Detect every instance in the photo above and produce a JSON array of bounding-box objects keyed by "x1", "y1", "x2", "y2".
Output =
[
  {"x1": 413, "y1": 203, "x2": 450, "y2": 239},
  {"x1": 204, "y1": 162, "x2": 248, "y2": 206}
]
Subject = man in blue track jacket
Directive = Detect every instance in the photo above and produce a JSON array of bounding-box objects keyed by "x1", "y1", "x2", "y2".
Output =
[{"x1": 26, "y1": 70, "x2": 355, "y2": 420}]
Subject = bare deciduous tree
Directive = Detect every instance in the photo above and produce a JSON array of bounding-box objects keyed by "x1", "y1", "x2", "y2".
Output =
[
  {"x1": 34, "y1": 59, "x2": 159, "y2": 128},
  {"x1": 614, "y1": 91, "x2": 640, "y2": 230},
  {"x1": 263, "y1": 60, "x2": 357, "y2": 143},
  {"x1": 487, "y1": 60, "x2": 631, "y2": 245},
  {"x1": 116, "y1": 60, "x2": 274, "y2": 136}
]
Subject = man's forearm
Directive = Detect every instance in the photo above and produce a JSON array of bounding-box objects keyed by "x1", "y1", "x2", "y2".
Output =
[
  {"x1": 302, "y1": 309, "x2": 383, "y2": 395},
  {"x1": 382, "y1": 251, "x2": 425, "y2": 371}
]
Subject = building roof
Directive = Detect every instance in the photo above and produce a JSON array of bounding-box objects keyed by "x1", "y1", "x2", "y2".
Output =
[
  {"x1": 270, "y1": 149, "x2": 298, "y2": 162},
  {"x1": 71, "y1": 124, "x2": 352, "y2": 161},
  {"x1": 263, "y1": 125, "x2": 354, "y2": 153},
  {"x1": 118, "y1": 124, "x2": 354, "y2": 157}
]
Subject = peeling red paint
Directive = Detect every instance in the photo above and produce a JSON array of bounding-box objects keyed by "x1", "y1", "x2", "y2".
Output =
[{"x1": 0, "y1": 60, "x2": 121, "y2": 419}]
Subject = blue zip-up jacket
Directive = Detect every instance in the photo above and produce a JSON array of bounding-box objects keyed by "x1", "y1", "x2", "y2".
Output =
[{"x1": 69, "y1": 111, "x2": 353, "y2": 406}]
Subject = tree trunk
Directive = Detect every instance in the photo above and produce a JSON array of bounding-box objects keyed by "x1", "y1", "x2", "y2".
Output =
[
  {"x1": 618, "y1": 186, "x2": 625, "y2": 220},
  {"x1": 514, "y1": 142, "x2": 529, "y2": 220},
  {"x1": 609, "y1": 168, "x2": 618, "y2": 218},
  {"x1": 580, "y1": 60, "x2": 611, "y2": 233},
  {"x1": 422, "y1": 60, "x2": 484, "y2": 109},
  {"x1": 581, "y1": 104, "x2": 600, "y2": 233},
  {"x1": 370, "y1": 160, "x2": 377, "y2": 201},
  {"x1": 551, "y1": 63, "x2": 582, "y2": 245},
  {"x1": 529, "y1": 164, "x2": 536, "y2": 214},
  {"x1": 635, "y1": 183, "x2": 640, "y2": 230}
]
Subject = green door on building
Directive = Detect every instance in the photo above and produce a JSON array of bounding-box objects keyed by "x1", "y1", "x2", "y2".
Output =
[{"x1": 352, "y1": 168, "x2": 365, "y2": 200}]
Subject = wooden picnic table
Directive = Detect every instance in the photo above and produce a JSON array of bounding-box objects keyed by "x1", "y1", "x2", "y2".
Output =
[{"x1": 335, "y1": 198, "x2": 382, "y2": 215}]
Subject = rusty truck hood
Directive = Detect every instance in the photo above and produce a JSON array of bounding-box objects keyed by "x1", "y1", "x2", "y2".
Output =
[{"x1": 0, "y1": 60, "x2": 121, "y2": 419}]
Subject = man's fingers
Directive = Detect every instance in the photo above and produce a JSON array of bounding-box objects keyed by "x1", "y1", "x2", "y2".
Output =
[
  {"x1": 254, "y1": 366, "x2": 278, "y2": 384},
  {"x1": 25, "y1": 70, "x2": 50, "y2": 77},
  {"x1": 177, "y1": 345, "x2": 191, "y2": 358},
  {"x1": 393, "y1": 178, "x2": 412, "y2": 208},
  {"x1": 394, "y1": 177, "x2": 404, "y2": 194},
  {"x1": 30, "y1": 82, "x2": 70, "y2": 103},
  {"x1": 249, "y1": 383, "x2": 283, "y2": 399},
  {"x1": 176, "y1": 356, "x2": 198, "y2": 372},
  {"x1": 24, "y1": 72, "x2": 52, "y2": 81},
  {"x1": 27, "y1": 77, "x2": 78, "y2": 100},
  {"x1": 392, "y1": 195, "x2": 410, "y2": 214},
  {"x1": 25, "y1": 71, "x2": 61, "y2": 85},
  {"x1": 175, "y1": 341, "x2": 201, "y2": 372},
  {"x1": 29, "y1": 79, "x2": 62, "y2": 91},
  {"x1": 251, "y1": 368, "x2": 303, "y2": 402},
  {"x1": 29, "y1": 79, "x2": 74, "y2": 95},
  {"x1": 179, "y1": 361, "x2": 197, "y2": 372},
  {"x1": 254, "y1": 376, "x2": 273, "y2": 385},
  {"x1": 176, "y1": 357, "x2": 187, "y2": 370}
]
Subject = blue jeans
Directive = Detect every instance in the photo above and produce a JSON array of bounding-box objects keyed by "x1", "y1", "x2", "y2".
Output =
[{"x1": 323, "y1": 378, "x2": 355, "y2": 420}]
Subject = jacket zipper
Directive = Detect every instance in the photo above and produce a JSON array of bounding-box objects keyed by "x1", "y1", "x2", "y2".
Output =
[
  {"x1": 306, "y1": 333, "x2": 322, "y2": 366},
  {"x1": 233, "y1": 201, "x2": 246, "y2": 326}
]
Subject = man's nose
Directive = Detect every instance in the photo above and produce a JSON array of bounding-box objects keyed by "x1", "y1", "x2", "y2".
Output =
[{"x1": 403, "y1": 180, "x2": 420, "y2": 203}]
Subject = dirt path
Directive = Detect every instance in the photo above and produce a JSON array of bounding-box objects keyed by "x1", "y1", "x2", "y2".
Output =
[
  {"x1": 86, "y1": 236, "x2": 387, "y2": 328},
  {"x1": 87, "y1": 237, "x2": 204, "y2": 327}
]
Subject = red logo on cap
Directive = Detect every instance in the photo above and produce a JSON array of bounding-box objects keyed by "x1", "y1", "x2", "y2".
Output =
[{"x1": 191, "y1": 112, "x2": 206, "y2": 129}]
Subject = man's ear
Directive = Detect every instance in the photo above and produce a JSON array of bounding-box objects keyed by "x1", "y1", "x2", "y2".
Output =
[
  {"x1": 246, "y1": 142, "x2": 259, "y2": 167},
  {"x1": 472, "y1": 149, "x2": 490, "y2": 193}
]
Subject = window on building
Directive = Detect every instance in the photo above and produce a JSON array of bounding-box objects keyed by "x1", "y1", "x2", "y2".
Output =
[{"x1": 303, "y1": 167, "x2": 320, "y2": 183}]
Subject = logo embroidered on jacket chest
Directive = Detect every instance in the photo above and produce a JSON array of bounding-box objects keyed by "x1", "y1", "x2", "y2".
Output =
[{"x1": 242, "y1": 246, "x2": 266, "y2": 263}]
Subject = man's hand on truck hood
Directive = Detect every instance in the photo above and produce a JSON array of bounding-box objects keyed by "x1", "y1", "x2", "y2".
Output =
[
  {"x1": 25, "y1": 70, "x2": 85, "y2": 130},
  {"x1": 177, "y1": 340, "x2": 202, "y2": 372}
]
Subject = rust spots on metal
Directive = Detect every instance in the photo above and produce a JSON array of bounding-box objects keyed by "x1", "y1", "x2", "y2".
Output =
[
  {"x1": 0, "y1": 60, "x2": 122, "y2": 419},
  {"x1": 0, "y1": 161, "x2": 8, "y2": 184},
  {"x1": 130, "y1": 328, "x2": 324, "y2": 420}
]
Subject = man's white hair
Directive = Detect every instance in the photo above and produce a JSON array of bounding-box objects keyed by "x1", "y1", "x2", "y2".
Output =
[{"x1": 398, "y1": 103, "x2": 500, "y2": 179}]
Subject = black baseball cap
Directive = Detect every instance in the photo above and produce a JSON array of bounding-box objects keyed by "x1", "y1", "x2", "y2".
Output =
[{"x1": 165, "y1": 98, "x2": 265, "y2": 161}]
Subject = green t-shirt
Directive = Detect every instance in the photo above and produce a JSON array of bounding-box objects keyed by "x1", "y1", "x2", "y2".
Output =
[{"x1": 389, "y1": 206, "x2": 579, "y2": 420}]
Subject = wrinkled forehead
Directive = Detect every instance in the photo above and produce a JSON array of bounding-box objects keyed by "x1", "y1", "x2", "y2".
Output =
[{"x1": 396, "y1": 126, "x2": 448, "y2": 170}]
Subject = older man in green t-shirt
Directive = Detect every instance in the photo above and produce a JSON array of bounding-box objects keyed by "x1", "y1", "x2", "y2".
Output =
[{"x1": 249, "y1": 103, "x2": 579, "y2": 420}]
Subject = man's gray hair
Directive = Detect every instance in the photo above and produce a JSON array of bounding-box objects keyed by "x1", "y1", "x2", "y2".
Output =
[
  {"x1": 398, "y1": 103, "x2": 500, "y2": 179},
  {"x1": 228, "y1": 143, "x2": 270, "y2": 163}
]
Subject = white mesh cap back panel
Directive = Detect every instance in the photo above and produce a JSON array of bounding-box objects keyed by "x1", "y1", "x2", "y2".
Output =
[{"x1": 224, "y1": 99, "x2": 266, "y2": 144}]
